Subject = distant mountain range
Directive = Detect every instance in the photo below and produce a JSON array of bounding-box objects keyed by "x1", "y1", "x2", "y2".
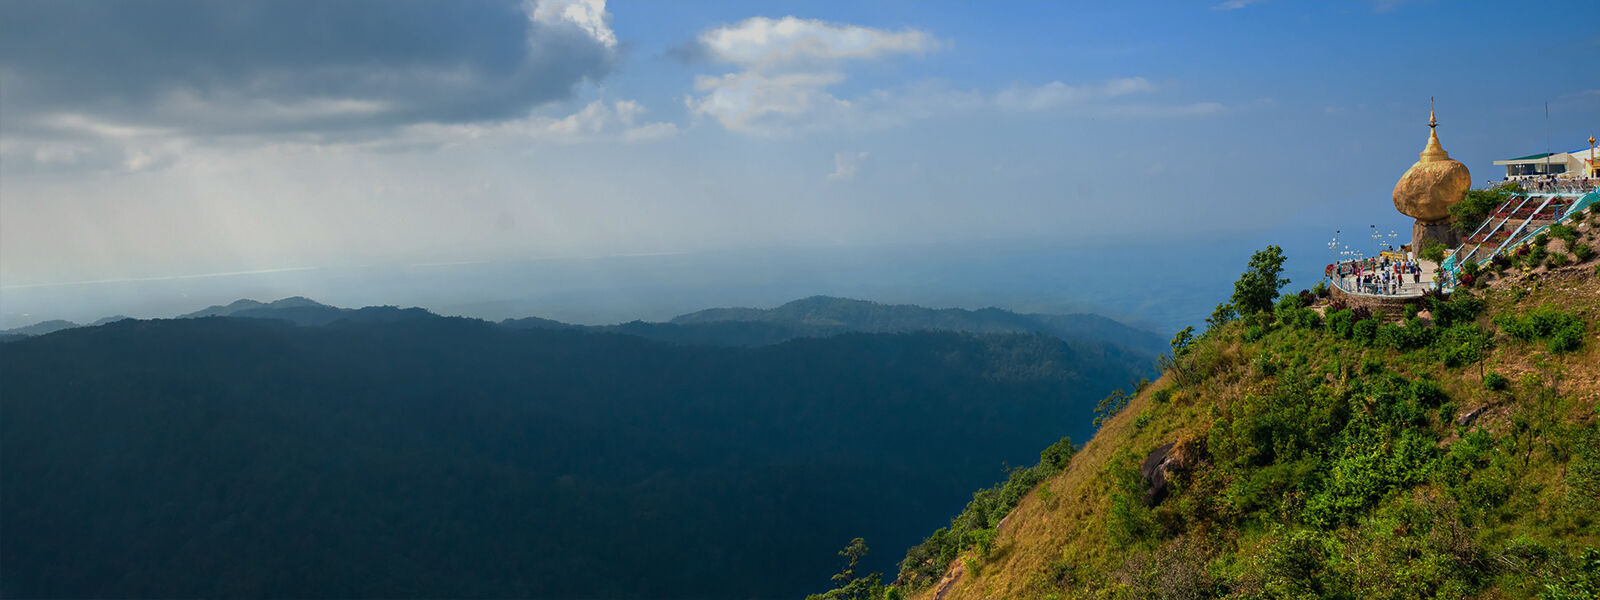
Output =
[
  {"x1": 669, "y1": 295, "x2": 1167, "y2": 355},
  {"x1": 5, "y1": 295, "x2": 1169, "y2": 357},
  {"x1": 0, "y1": 315, "x2": 130, "y2": 338}
]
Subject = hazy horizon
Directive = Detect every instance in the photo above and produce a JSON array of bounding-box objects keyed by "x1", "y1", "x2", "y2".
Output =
[{"x1": 4, "y1": 0, "x2": 1597, "y2": 331}]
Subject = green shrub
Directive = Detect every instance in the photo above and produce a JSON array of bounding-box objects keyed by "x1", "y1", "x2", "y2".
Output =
[
  {"x1": 1549, "y1": 251, "x2": 1569, "y2": 267},
  {"x1": 1248, "y1": 528, "x2": 1347, "y2": 596},
  {"x1": 1436, "y1": 324, "x2": 1494, "y2": 368},
  {"x1": 1353, "y1": 319, "x2": 1379, "y2": 346},
  {"x1": 1531, "y1": 245, "x2": 1549, "y2": 264},
  {"x1": 1420, "y1": 242, "x2": 1448, "y2": 263},
  {"x1": 1307, "y1": 419, "x2": 1439, "y2": 526},
  {"x1": 1452, "y1": 186, "x2": 1519, "y2": 235},
  {"x1": 1567, "y1": 429, "x2": 1600, "y2": 512},
  {"x1": 1549, "y1": 320, "x2": 1586, "y2": 353},
  {"x1": 1377, "y1": 318, "x2": 1434, "y2": 351},
  {"x1": 1574, "y1": 243, "x2": 1595, "y2": 262},
  {"x1": 1549, "y1": 224, "x2": 1579, "y2": 244},
  {"x1": 1325, "y1": 309, "x2": 1356, "y2": 339},
  {"x1": 1535, "y1": 232, "x2": 1551, "y2": 247},
  {"x1": 1105, "y1": 449, "x2": 1157, "y2": 548},
  {"x1": 1429, "y1": 292, "x2": 1486, "y2": 328},
  {"x1": 1274, "y1": 296, "x2": 1322, "y2": 329},
  {"x1": 1483, "y1": 372, "x2": 1509, "y2": 391},
  {"x1": 1540, "y1": 548, "x2": 1600, "y2": 600},
  {"x1": 1494, "y1": 305, "x2": 1586, "y2": 354},
  {"x1": 1151, "y1": 387, "x2": 1174, "y2": 405}
]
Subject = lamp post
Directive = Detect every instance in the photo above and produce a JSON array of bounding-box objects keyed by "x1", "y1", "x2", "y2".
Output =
[{"x1": 1327, "y1": 230, "x2": 1341, "y2": 279}]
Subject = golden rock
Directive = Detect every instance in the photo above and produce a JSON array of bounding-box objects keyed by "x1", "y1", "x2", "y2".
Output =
[{"x1": 1392, "y1": 109, "x2": 1470, "y2": 224}]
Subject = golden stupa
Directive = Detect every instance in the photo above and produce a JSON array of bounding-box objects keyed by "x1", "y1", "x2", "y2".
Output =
[{"x1": 1393, "y1": 99, "x2": 1470, "y2": 250}]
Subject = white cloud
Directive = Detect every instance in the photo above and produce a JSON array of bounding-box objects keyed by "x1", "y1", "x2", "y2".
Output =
[
  {"x1": 403, "y1": 100, "x2": 679, "y2": 146},
  {"x1": 687, "y1": 72, "x2": 851, "y2": 136},
  {"x1": 686, "y1": 16, "x2": 940, "y2": 136},
  {"x1": 826, "y1": 151, "x2": 868, "y2": 181},
  {"x1": 990, "y1": 78, "x2": 1226, "y2": 118},
  {"x1": 0, "y1": 98, "x2": 678, "y2": 176},
  {"x1": 994, "y1": 78, "x2": 1157, "y2": 111},
  {"x1": 698, "y1": 16, "x2": 936, "y2": 67},
  {"x1": 528, "y1": 0, "x2": 617, "y2": 47},
  {"x1": 683, "y1": 16, "x2": 1217, "y2": 136}
]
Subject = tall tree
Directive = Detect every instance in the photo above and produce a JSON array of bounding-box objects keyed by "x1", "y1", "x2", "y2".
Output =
[{"x1": 1231, "y1": 245, "x2": 1290, "y2": 316}]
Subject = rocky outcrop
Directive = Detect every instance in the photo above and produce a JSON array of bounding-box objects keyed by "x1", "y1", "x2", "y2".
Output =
[{"x1": 1141, "y1": 439, "x2": 1204, "y2": 506}]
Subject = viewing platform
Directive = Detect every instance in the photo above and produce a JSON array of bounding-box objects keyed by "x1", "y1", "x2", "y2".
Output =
[{"x1": 1326, "y1": 256, "x2": 1440, "y2": 313}]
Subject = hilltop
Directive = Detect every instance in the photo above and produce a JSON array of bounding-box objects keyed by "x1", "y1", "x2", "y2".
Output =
[{"x1": 810, "y1": 233, "x2": 1600, "y2": 599}]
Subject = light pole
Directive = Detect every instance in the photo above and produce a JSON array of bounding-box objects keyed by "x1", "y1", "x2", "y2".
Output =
[{"x1": 1327, "y1": 230, "x2": 1341, "y2": 279}]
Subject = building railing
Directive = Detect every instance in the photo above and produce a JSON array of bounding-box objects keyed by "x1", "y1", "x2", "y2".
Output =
[{"x1": 1491, "y1": 178, "x2": 1599, "y2": 194}]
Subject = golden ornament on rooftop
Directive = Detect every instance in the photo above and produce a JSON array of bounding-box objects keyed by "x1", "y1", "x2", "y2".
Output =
[{"x1": 1392, "y1": 101, "x2": 1471, "y2": 224}]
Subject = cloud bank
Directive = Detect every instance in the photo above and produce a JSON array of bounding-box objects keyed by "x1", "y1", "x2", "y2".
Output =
[
  {"x1": 685, "y1": 17, "x2": 940, "y2": 136},
  {"x1": 0, "y1": 0, "x2": 617, "y2": 137}
]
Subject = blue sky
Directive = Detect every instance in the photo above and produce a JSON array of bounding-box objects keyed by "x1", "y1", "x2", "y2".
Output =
[{"x1": 1, "y1": 0, "x2": 1596, "y2": 327}]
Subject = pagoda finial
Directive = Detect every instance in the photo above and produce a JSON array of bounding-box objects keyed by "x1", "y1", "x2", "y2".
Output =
[{"x1": 1420, "y1": 98, "x2": 1448, "y2": 162}]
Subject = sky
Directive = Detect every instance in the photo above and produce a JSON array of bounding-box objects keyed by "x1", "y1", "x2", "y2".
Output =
[{"x1": 1, "y1": 0, "x2": 1597, "y2": 330}]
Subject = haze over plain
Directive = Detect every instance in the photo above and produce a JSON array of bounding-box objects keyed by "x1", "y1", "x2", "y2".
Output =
[{"x1": 2, "y1": 0, "x2": 1596, "y2": 328}]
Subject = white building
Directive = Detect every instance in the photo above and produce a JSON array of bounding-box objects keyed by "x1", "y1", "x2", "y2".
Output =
[{"x1": 1493, "y1": 146, "x2": 1599, "y2": 180}]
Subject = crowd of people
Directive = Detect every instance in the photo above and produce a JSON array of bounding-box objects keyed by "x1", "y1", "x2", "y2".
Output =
[
  {"x1": 1505, "y1": 176, "x2": 1599, "y2": 194},
  {"x1": 1328, "y1": 255, "x2": 1425, "y2": 296}
]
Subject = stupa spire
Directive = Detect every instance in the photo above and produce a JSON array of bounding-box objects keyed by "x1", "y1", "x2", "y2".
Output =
[{"x1": 1420, "y1": 96, "x2": 1450, "y2": 162}]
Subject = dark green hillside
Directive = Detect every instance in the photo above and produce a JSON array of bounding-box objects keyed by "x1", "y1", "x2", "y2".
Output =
[
  {"x1": 0, "y1": 319, "x2": 80, "y2": 337},
  {"x1": 665, "y1": 296, "x2": 1168, "y2": 355},
  {"x1": 0, "y1": 316, "x2": 1147, "y2": 599}
]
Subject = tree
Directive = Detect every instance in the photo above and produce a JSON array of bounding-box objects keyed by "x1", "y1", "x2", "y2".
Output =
[
  {"x1": 1206, "y1": 302, "x2": 1237, "y2": 332},
  {"x1": 1451, "y1": 183, "x2": 1520, "y2": 236},
  {"x1": 832, "y1": 538, "x2": 869, "y2": 584},
  {"x1": 807, "y1": 538, "x2": 883, "y2": 600},
  {"x1": 1040, "y1": 436, "x2": 1076, "y2": 470},
  {"x1": 1231, "y1": 245, "x2": 1290, "y2": 316},
  {"x1": 1170, "y1": 326, "x2": 1195, "y2": 358},
  {"x1": 1419, "y1": 241, "x2": 1448, "y2": 264}
]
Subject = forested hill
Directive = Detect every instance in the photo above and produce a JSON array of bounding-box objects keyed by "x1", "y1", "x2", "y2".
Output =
[
  {"x1": 9, "y1": 295, "x2": 1164, "y2": 362},
  {"x1": 0, "y1": 314, "x2": 1151, "y2": 599},
  {"x1": 658, "y1": 296, "x2": 1169, "y2": 355}
]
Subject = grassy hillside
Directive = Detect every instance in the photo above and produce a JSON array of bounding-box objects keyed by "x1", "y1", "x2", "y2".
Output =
[{"x1": 815, "y1": 240, "x2": 1600, "y2": 599}]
